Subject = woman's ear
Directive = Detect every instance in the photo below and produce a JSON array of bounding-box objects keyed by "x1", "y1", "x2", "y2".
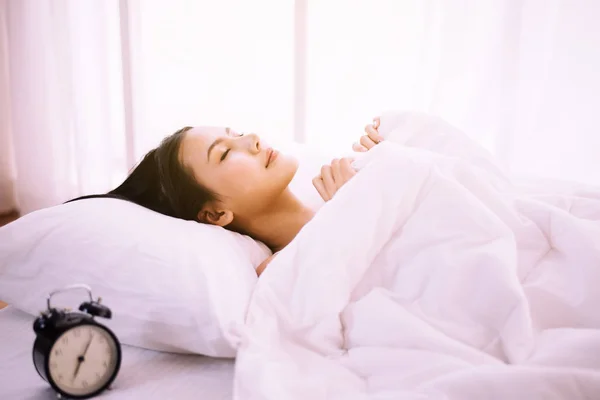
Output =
[{"x1": 198, "y1": 205, "x2": 234, "y2": 227}]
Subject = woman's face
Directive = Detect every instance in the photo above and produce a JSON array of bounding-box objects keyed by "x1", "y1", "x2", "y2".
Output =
[{"x1": 179, "y1": 126, "x2": 298, "y2": 219}]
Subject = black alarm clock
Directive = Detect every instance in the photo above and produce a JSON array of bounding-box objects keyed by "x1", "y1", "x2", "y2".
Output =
[{"x1": 32, "y1": 284, "x2": 122, "y2": 399}]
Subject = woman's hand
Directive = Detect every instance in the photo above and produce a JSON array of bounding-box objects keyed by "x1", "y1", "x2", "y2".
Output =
[
  {"x1": 312, "y1": 157, "x2": 356, "y2": 202},
  {"x1": 352, "y1": 117, "x2": 383, "y2": 152}
]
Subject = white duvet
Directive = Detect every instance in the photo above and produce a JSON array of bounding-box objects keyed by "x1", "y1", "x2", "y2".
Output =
[{"x1": 233, "y1": 112, "x2": 600, "y2": 400}]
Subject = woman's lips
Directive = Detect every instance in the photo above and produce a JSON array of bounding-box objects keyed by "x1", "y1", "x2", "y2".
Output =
[{"x1": 266, "y1": 148, "x2": 278, "y2": 167}]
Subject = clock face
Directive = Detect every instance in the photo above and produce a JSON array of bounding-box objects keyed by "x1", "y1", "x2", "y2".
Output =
[{"x1": 47, "y1": 324, "x2": 119, "y2": 396}]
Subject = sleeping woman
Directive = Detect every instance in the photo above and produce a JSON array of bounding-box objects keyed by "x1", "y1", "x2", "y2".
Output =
[{"x1": 82, "y1": 118, "x2": 384, "y2": 275}]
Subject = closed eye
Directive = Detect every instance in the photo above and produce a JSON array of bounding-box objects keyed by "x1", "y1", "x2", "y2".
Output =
[{"x1": 220, "y1": 149, "x2": 230, "y2": 162}]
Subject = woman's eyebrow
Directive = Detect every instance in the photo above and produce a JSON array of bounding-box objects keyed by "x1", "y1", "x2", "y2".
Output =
[
  {"x1": 207, "y1": 137, "x2": 225, "y2": 161},
  {"x1": 207, "y1": 128, "x2": 231, "y2": 161}
]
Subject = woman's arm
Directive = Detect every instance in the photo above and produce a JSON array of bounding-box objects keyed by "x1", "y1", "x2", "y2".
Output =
[{"x1": 256, "y1": 254, "x2": 277, "y2": 276}]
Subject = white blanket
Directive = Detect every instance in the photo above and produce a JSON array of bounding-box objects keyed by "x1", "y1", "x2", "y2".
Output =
[{"x1": 233, "y1": 112, "x2": 600, "y2": 399}]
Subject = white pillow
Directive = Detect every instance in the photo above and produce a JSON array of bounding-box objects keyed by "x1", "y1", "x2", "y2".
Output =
[
  {"x1": 0, "y1": 141, "x2": 336, "y2": 357},
  {"x1": 0, "y1": 197, "x2": 270, "y2": 357}
]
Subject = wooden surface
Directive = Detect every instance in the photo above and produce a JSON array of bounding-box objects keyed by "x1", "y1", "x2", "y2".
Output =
[{"x1": 0, "y1": 210, "x2": 18, "y2": 309}]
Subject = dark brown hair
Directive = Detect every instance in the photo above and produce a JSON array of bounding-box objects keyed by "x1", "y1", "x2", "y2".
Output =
[{"x1": 105, "y1": 127, "x2": 218, "y2": 221}]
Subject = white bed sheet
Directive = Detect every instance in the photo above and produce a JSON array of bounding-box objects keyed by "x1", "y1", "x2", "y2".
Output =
[{"x1": 0, "y1": 306, "x2": 234, "y2": 399}]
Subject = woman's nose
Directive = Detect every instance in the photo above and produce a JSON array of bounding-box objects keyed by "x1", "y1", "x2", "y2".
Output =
[{"x1": 245, "y1": 133, "x2": 261, "y2": 154}]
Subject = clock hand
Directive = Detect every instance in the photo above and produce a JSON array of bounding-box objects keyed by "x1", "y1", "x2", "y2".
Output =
[
  {"x1": 82, "y1": 331, "x2": 94, "y2": 357},
  {"x1": 73, "y1": 356, "x2": 84, "y2": 380},
  {"x1": 73, "y1": 332, "x2": 94, "y2": 380}
]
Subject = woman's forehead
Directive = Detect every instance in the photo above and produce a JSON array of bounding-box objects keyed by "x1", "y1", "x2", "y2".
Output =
[
  {"x1": 186, "y1": 126, "x2": 226, "y2": 143},
  {"x1": 182, "y1": 126, "x2": 226, "y2": 152},
  {"x1": 179, "y1": 126, "x2": 227, "y2": 168}
]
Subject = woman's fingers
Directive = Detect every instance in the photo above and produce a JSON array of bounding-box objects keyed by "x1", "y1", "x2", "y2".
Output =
[
  {"x1": 312, "y1": 176, "x2": 330, "y2": 202},
  {"x1": 366, "y1": 124, "x2": 384, "y2": 143},
  {"x1": 320, "y1": 164, "x2": 336, "y2": 199},
  {"x1": 353, "y1": 117, "x2": 382, "y2": 153},
  {"x1": 330, "y1": 158, "x2": 344, "y2": 187},
  {"x1": 314, "y1": 158, "x2": 356, "y2": 202},
  {"x1": 340, "y1": 158, "x2": 356, "y2": 181},
  {"x1": 331, "y1": 157, "x2": 355, "y2": 190},
  {"x1": 360, "y1": 134, "x2": 377, "y2": 150},
  {"x1": 352, "y1": 142, "x2": 368, "y2": 152}
]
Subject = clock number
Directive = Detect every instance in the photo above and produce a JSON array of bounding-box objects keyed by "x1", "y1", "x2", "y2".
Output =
[
  {"x1": 61, "y1": 337, "x2": 68, "y2": 345},
  {"x1": 54, "y1": 348, "x2": 63, "y2": 356},
  {"x1": 57, "y1": 374, "x2": 63, "y2": 381},
  {"x1": 73, "y1": 329, "x2": 81, "y2": 337},
  {"x1": 50, "y1": 362, "x2": 57, "y2": 370},
  {"x1": 82, "y1": 380, "x2": 89, "y2": 388},
  {"x1": 98, "y1": 336, "x2": 105, "y2": 344},
  {"x1": 102, "y1": 361, "x2": 108, "y2": 369},
  {"x1": 106, "y1": 347, "x2": 111, "y2": 355},
  {"x1": 95, "y1": 372, "x2": 101, "y2": 379}
]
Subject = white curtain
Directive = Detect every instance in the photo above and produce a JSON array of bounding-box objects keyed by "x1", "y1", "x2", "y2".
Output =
[
  {"x1": 1, "y1": 0, "x2": 600, "y2": 215},
  {"x1": 0, "y1": 0, "x2": 126, "y2": 214},
  {"x1": 306, "y1": 0, "x2": 600, "y2": 184},
  {"x1": 0, "y1": 0, "x2": 14, "y2": 213}
]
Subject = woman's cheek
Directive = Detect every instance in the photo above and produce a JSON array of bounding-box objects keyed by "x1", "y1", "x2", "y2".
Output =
[{"x1": 228, "y1": 155, "x2": 261, "y2": 176}]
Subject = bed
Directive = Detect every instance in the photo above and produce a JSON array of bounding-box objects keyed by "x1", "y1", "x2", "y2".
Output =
[{"x1": 0, "y1": 306, "x2": 235, "y2": 399}]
